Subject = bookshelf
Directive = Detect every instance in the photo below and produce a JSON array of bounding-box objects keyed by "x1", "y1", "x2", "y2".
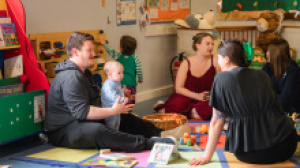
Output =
[
  {"x1": 0, "y1": 0, "x2": 48, "y2": 145},
  {"x1": 0, "y1": 44, "x2": 20, "y2": 50}
]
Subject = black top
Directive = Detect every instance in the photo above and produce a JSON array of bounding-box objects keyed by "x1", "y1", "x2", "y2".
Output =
[
  {"x1": 45, "y1": 59, "x2": 102, "y2": 131},
  {"x1": 262, "y1": 61, "x2": 300, "y2": 113},
  {"x1": 210, "y1": 67, "x2": 295, "y2": 153}
]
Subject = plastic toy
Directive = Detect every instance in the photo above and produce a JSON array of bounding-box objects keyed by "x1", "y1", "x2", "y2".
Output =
[
  {"x1": 256, "y1": 10, "x2": 284, "y2": 53},
  {"x1": 180, "y1": 133, "x2": 198, "y2": 146},
  {"x1": 174, "y1": 10, "x2": 216, "y2": 29},
  {"x1": 195, "y1": 124, "x2": 209, "y2": 134}
]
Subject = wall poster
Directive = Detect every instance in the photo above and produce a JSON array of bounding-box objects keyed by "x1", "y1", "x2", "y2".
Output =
[
  {"x1": 147, "y1": 0, "x2": 190, "y2": 24},
  {"x1": 117, "y1": 0, "x2": 136, "y2": 26}
]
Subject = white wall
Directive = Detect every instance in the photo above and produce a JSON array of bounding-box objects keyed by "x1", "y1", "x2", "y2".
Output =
[
  {"x1": 21, "y1": 0, "x2": 179, "y2": 102},
  {"x1": 23, "y1": 0, "x2": 299, "y2": 102}
]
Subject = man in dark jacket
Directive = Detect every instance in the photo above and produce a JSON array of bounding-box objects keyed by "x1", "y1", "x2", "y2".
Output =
[{"x1": 45, "y1": 32, "x2": 188, "y2": 152}]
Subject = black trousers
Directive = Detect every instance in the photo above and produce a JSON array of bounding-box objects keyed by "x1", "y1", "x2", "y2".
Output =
[
  {"x1": 234, "y1": 130, "x2": 298, "y2": 164},
  {"x1": 47, "y1": 114, "x2": 163, "y2": 152}
]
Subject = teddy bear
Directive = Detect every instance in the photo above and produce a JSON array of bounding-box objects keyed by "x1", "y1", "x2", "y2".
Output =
[
  {"x1": 174, "y1": 10, "x2": 216, "y2": 29},
  {"x1": 256, "y1": 10, "x2": 284, "y2": 53}
]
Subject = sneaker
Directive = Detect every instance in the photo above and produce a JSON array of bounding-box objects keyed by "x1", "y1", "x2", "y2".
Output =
[
  {"x1": 160, "y1": 125, "x2": 191, "y2": 140},
  {"x1": 153, "y1": 100, "x2": 165, "y2": 113}
]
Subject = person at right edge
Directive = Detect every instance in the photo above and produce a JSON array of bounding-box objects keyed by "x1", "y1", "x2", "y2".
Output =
[
  {"x1": 262, "y1": 38, "x2": 300, "y2": 115},
  {"x1": 189, "y1": 39, "x2": 299, "y2": 166}
]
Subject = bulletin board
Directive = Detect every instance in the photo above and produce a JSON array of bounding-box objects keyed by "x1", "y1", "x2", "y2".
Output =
[
  {"x1": 147, "y1": 0, "x2": 190, "y2": 24},
  {"x1": 222, "y1": 0, "x2": 300, "y2": 12}
]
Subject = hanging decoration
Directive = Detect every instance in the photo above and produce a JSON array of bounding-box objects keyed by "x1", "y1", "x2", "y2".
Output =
[
  {"x1": 253, "y1": 1, "x2": 258, "y2": 10},
  {"x1": 293, "y1": 0, "x2": 298, "y2": 9},
  {"x1": 236, "y1": 3, "x2": 242, "y2": 9},
  {"x1": 274, "y1": 2, "x2": 278, "y2": 9}
]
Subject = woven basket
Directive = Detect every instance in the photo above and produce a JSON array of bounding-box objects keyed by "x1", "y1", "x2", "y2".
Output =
[{"x1": 143, "y1": 113, "x2": 188, "y2": 130}]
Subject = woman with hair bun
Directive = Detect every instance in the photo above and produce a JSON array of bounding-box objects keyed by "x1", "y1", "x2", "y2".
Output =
[
  {"x1": 154, "y1": 33, "x2": 220, "y2": 120},
  {"x1": 189, "y1": 39, "x2": 298, "y2": 165}
]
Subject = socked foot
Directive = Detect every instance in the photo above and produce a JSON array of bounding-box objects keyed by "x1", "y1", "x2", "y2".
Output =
[
  {"x1": 191, "y1": 108, "x2": 202, "y2": 119},
  {"x1": 160, "y1": 125, "x2": 191, "y2": 140}
]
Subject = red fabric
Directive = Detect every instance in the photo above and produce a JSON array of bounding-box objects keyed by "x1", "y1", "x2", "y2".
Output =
[
  {"x1": 6, "y1": 0, "x2": 49, "y2": 96},
  {"x1": 156, "y1": 58, "x2": 216, "y2": 120},
  {"x1": 19, "y1": 74, "x2": 27, "y2": 83}
]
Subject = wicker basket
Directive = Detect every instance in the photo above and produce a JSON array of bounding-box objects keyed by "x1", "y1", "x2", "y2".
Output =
[{"x1": 143, "y1": 113, "x2": 188, "y2": 130}]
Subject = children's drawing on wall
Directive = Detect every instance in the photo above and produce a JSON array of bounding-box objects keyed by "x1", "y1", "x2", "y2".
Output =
[
  {"x1": 139, "y1": 0, "x2": 150, "y2": 30},
  {"x1": 147, "y1": 0, "x2": 190, "y2": 24},
  {"x1": 180, "y1": 0, "x2": 189, "y2": 9},
  {"x1": 148, "y1": 0, "x2": 159, "y2": 7},
  {"x1": 170, "y1": 0, "x2": 178, "y2": 11},
  {"x1": 34, "y1": 94, "x2": 45, "y2": 123},
  {"x1": 161, "y1": 0, "x2": 168, "y2": 11},
  {"x1": 116, "y1": 0, "x2": 136, "y2": 26}
]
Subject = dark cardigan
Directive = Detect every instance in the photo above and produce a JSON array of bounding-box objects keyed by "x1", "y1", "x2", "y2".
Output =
[{"x1": 262, "y1": 60, "x2": 300, "y2": 113}]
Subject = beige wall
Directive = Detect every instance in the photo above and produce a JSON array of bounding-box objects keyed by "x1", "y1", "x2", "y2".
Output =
[
  {"x1": 21, "y1": 0, "x2": 179, "y2": 102},
  {"x1": 20, "y1": 0, "x2": 300, "y2": 102}
]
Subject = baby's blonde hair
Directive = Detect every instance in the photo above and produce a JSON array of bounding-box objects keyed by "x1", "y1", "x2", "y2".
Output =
[{"x1": 103, "y1": 60, "x2": 122, "y2": 76}]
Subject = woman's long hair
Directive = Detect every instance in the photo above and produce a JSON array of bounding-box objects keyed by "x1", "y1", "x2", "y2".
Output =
[{"x1": 268, "y1": 39, "x2": 291, "y2": 80}]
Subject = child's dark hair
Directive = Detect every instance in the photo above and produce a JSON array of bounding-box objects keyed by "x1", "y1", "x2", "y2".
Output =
[
  {"x1": 217, "y1": 39, "x2": 250, "y2": 67},
  {"x1": 192, "y1": 33, "x2": 213, "y2": 51},
  {"x1": 120, "y1": 35, "x2": 137, "y2": 55}
]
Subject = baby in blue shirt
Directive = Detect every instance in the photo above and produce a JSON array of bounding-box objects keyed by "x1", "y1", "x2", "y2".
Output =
[{"x1": 101, "y1": 61, "x2": 127, "y2": 130}]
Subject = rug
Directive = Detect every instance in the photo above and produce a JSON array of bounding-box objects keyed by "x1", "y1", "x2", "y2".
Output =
[{"x1": 11, "y1": 120, "x2": 300, "y2": 168}]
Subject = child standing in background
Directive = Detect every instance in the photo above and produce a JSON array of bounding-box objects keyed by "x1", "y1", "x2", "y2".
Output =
[
  {"x1": 101, "y1": 35, "x2": 143, "y2": 109},
  {"x1": 101, "y1": 61, "x2": 127, "y2": 130}
]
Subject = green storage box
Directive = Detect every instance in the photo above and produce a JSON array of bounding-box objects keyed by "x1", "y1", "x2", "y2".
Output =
[{"x1": 0, "y1": 89, "x2": 46, "y2": 144}]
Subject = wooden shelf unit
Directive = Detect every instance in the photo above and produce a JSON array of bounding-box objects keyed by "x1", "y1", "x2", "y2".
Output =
[
  {"x1": 0, "y1": 45, "x2": 20, "y2": 50},
  {"x1": 29, "y1": 30, "x2": 106, "y2": 84}
]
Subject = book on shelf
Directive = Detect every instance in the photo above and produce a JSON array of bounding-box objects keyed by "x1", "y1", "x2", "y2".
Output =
[
  {"x1": 4, "y1": 55, "x2": 23, "y2": 78},
  {"x1": 0, "y1": 17, "x2": 11, "y2": 24},
  {"x1": 1, "y1": 23, "x2": 19, "y2": 46},
  {"x1": 0, "y1": 76, "x2": 24, "y2": 97},
  {"x1": 0, "y1": 82, "x2": 23, "y2": 97},
  {"x1": 0, "y1": 10, "x2": 8, "y2": 18}
]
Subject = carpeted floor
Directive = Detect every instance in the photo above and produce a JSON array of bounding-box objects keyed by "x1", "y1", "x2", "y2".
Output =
[
  {"x1": 0, "y1": 95, "x2": 170, "y2": 168},
  {"x1": 2, "y1": 95, "x2": 300, "y2": 168}
]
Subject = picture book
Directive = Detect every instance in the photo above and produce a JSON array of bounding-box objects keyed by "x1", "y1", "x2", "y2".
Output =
[
  {"x1": 0, "y1": 25, "x2": 5, "y2": 47},
  {"x1": 1, "y1": 23, "x2": 19, "y2": 46},
  {"x1": 0, "y1": 10, "x2": 7, "y2": 18},
  {"x1": 4, "y1": 55, "x2": 23, "y2": 78},
  {"x1": 0, "y1": 17, "x2": 11, "y2": 24},
  {"x1": 99, "y1": 149, "x2": 136, "y2": 161},
  {"x1": 148, "y1": 142, "x2": 181, "y2": 164},
  {"x1": 81, "y1": 157, "x2": 138, "y2": 168},
  {"x1": 0, "y1": 83, "x2": 23, "y2": 97},
  {"x1": 34, "y1": 93, "x2": 46, "y2": 123},
  {"x1": 0, "y1": 165, "x2": 12, "y2": 168}
]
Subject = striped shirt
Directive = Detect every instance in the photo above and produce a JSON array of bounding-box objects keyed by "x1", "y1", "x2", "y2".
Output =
[{"x1": 104, "y1": 44, "x2": 143, "y2": 86}]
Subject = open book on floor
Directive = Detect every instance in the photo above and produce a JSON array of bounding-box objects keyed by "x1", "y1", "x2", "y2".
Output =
[{"x1": 99, "y1": 149, "x2": 136, "y2": 161}]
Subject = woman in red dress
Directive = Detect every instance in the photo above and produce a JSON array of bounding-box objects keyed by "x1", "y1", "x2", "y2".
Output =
[{"x1": 154, "y1": 33, "x2": 220, "y2": 120}]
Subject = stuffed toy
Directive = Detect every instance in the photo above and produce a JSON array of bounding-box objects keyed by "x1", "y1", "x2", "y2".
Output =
[
  {"x1": 248, "y1": 47, "x2": 266, "y2": 70},
  {"x1": 174, "y1": 10, "x2": 216, "y2": 29},
  {"x1": 256, "y1": 10, "x2": 284, "y2": 53}
]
